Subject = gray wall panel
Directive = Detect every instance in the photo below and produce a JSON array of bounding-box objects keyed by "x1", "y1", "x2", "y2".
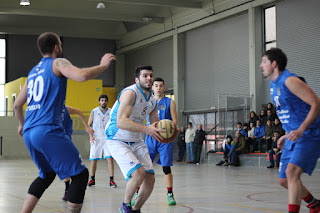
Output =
[
  {"x1": 185, "y1": 13, "x2": 250, "y2": 111},
  {"x1": 124, "y1": 39, "x2": 173, "y2": 89},
  {"x1": 265, "y1": 0, "x2": 320, "y2": 102}
]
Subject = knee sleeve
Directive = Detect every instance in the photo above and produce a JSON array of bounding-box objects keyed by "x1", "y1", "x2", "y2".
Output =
[
  {"x1": 68, "y1": 168, "x2": 89, "y2": 204},
  {"x1": 162, "y1": 166, "x2": 171, "y2": 175},
  {"x1": 28, "y1": 171, "x2": 56, "y2": 199}
]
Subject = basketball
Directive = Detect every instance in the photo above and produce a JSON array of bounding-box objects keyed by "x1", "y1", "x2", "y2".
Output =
[{"x1": 157, "y1": 119, "x2": 177, "y2": 143}]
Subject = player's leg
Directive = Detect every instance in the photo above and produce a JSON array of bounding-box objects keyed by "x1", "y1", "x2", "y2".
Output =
[
  {"x1": 88, "y1": 139, "x2": 104, "y2": 186},
  {"x1": 62, "y1": 177, "x2": 71, "y2": 201},
  {"x1": 22, "y1": 128, "x2": 57, "y2": 213},
  {"x1": 131, "y1": 142, "x2": 155, "y2": 211},
  {"x1": 107, "y1": 140, "x2": 146, "y2": 212},
  {"x1": 104, "y1": 141, "x2": 117, "y2": 188}
]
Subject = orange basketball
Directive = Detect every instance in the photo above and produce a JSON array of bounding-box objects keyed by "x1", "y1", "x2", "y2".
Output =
[{"x1": 157, "y1": 119, "x2": 177, "y2": 143}]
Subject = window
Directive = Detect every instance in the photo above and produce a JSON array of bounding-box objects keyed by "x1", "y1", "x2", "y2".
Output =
[
  {"x1": 0, "y1": 39, "x2": 5, "y2": 116},
  {"x1": 264, "y1": 6, "x2": 276, "y2": 50}
]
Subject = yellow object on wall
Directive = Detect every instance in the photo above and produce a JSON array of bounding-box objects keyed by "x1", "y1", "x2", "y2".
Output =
[
  {"x1": 102, "y1": 87, "x2": 117, "y2": 108},
  {"x1": 4, "y1": 77, "x2": 27, "y2": 116}
]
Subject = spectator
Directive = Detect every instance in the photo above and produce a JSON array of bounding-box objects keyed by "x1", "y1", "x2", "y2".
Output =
[
  {"x1": 176, "y1": 126, "x2": 186, "y2": 162},
  {"x1": 228, "y1": 131, "x2": 247, "y2": 166},
  {"x1": 247, "y1": 122, "x2": 255, "y2": 152},
  {"x1": 259, "y1": 109, "x2": 267, "y2": 125},
  {"x1": 216, "y1": 135, "x2": 234, "y2": 166},
  {"x1": 267, "y1": 131, "x2": 282, "y2": 168},
  {"x1": 193, "y1": 124, "x2": 206, "y2": 164},
  {"x1": 273, "y1": 118, "x2": 285, "y2": 136},
  {"x1": 185, "y1": 122, "x2": 196, "y2": 163},
  {"x1": 266, "y1": 102, "x2": 276, "y2": 114},
  {"x1": 266, "y1": 109, "x2": 276, "y2": 122},
  {"x1": 240, "y1": 123, "x2": 248, "y2": 138},
  {"x1": 259, "y1": 119, "x2": 274, "y2": 152},
  {"x1": 252, "y1": 119, "x2": 265, "y2": 152},
  {"x1": 248, "y1": 111, "x2": 258, "y2": 125}
]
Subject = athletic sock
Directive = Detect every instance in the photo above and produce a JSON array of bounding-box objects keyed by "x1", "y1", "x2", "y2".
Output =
[
  {"x1": 65, "y1": 180, "x2": 70, "y2": 191},
  {"x1": 288, "y1": 204, "x2": 300, "y2": 213},
  {"x1": 167, "y1": 187, "x2": 173, "y2": 194},
  {"x1": 91, "y1": 176, "x2": 95, "y2": 180},
  {"x1": 302, "y1": 191, "x2": 317, "y2": 205},
  {"x1": 110, "y1": 176, "x2": 114, "y2": 182}
]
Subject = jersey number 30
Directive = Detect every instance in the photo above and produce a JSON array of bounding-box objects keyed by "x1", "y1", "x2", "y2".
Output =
[{"x1": 27, "y1": 76, "x2": 44, "y2": 104}]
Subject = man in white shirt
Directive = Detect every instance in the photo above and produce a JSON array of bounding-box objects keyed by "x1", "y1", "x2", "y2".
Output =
[{"x1": 185, "y1": 122, "x2": 196, "y2": 163}]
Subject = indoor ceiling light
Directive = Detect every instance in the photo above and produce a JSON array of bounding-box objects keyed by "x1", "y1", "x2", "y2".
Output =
[
  {"x1": 20, "y1": 0, "x2": 30, "y2": 6},
  {"x1": 96, "y1": 2, "x2": 105, "y2": 9},
  {"x1": 142, "y1": 17, "x2": 152, "y2": 22}
]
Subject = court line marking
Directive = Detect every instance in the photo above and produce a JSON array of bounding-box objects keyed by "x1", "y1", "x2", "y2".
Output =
[{"x1": 226, "y1": 203, "x2": 285, "y2": 213}]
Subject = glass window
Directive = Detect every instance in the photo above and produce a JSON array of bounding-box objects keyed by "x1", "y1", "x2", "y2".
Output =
[
  {"x1": 264, "y1": 6, "x2": 276, "y2": 50},
  {"x1": 0, "y1": 58, "x2": 5, "y2": 84},
  {"x1": 0, "y1": 85, "x2": 4, "y2": 116},
  {"x1": 0, "y1": 39, "x2": 5, "y2": 58}
]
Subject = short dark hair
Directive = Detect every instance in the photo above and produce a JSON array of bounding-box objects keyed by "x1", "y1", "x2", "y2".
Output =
[
  {"x1": 263, "y1": 47, "x2": 287, "y2": 71},
  {"x1": 188, "y1": 122, "x2": 192, "y2": 126},
  {"x1": 226, "y1": 135, "x2": 233, "y2": 141},
  {"x1": 37, "y1": 32, "x2": 60, "y2": 55},
  {"x1": 99, "y1": 94, "x2": 108, "y2": 101},
  {"x1": 135, "y1": 65, "x2": 153, "y2": 78},
  {"x1": 274, "y1": 131, "x2": 280, "y2": 135},
  {"x1": 153, "y1": 77, "x2": 165, "y2": 84},
  {"x1": 243, "y1": 123, "x2": 248, "y2": 127},
  {"x1": 237, "y1": 122, "x2": 242, "y2": 126}
]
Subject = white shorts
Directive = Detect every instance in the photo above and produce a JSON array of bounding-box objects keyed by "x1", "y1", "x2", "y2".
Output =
[
  {"x1": 89, "y1": 139, "x2": 112, "y2": 160},
  {"x1": 107, "y1": 140, "x2": 154, "y2": 181}
]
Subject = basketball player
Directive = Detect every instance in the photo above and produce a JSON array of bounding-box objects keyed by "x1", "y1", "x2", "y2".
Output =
[
  {"x1": 105, "y1": 65, "x2": 163, "y2": 213},
  {"x1": 14, "y1": 32, "x2": 115, "y2": 213},
  {"x1": 132, "y1": 77, "x2": 177, "y2": 206},
  {"x1": 87, "y1": 94, "x2": 117, "y2": 188},
  {"x1": 62, "y1": 106, "x2": 94, "y2": 201},
  {"x1": 260, "y1": 47, "x2": 320, "y2": 213}
]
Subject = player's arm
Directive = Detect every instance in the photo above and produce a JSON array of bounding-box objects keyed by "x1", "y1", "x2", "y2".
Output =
[
  {"x1": 285, "y1": 77, "x2": 320, "y2": 141},
  {"x1": 13, "y1": 81, "x2": 28, "y2": 136},
  {"x1": 117, "y1": 90, "x2": 163, "y2": 141},
  {"x1": 87, "y1": 110, "x2": 94, "y2": 142},
  {"x1": 170, "y1": 100, "x2": 178, "y2": 127},
  {"x1": 52, "y1": 54, "x2": 116, "y2": 82},
  {"x1": 66, "y1": 106, "x2": 94, "y2": 139}
]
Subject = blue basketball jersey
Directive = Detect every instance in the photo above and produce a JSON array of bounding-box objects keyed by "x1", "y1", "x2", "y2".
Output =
[
  {"x1": 146, "y1": 96, "x2": 172, "y2": 125},
  {"x1": 63, "y1": 108, "x2": 73, "y2": 139},
  {"x1": 270, "y1": 69, "x2": 320, "y2": 135},
  {"x1": 24, "y1": 57, "x2": 67, "y2": 132}
]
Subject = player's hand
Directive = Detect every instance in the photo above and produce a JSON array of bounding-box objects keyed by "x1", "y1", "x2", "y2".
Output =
[
  {"x1": 90, "y1": 139, "x2": 96, "y2": 145},
  {"x1": 287, "y1": 129, "x2": 303, "y2": 142},
  {"x1": 100, "y1": 53, "x2": 116, "y2": 69},
  {"x1": 18, "y1": 124, "x2": 23, "y2": 137},
  {"x1": 277, "y1": 135, "x2": 286, "y2": 149},
  {"x1": 146, "y1": 122, "x2": 164, "y2": 142},
  {"x1": 86, "y1": 126, "x2": 94, "y2": 137}
]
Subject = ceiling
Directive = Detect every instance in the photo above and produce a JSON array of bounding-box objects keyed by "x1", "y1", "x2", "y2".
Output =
[{"x1": 0, "y1": 0, "x2": 208, "y2": 40}]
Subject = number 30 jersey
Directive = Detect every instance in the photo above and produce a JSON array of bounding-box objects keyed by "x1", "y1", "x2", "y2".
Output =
[
  {"x1": 24, "y1": 57, "x2": 67, "y2": 132},
  {"x1": 105, "y1": 83, "x2": 157, "y2": 143}
]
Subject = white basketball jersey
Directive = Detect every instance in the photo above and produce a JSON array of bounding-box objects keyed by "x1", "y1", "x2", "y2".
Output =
[
  {"x1": 92, "y1": 107, "x2": 111, "y2": 140},
  {"x1": 106, "y1": 83, "x2": 157, "y2": 143}
]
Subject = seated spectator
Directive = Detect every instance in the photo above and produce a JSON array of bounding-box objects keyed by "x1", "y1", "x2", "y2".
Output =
[
  {"x1": 273, "y1": 118, "x2": 285, "y2": 136},
  {"x1": 216, "y1": 135, "x2": 233, "y2": 166},
  {"x1": 236, "y1": 122, "x2": 243, "y2": 131},
  {"x1": 266, "y1": 109, "x2": 276, "y2": 123},
  {"x1": 267, "y1": 131, "x2": 282, "y2": 168},
  {"x1": 252, "y1": 119, "x2": 265, "y2": 152},
  {"x1": 228, "y1": 131, "x2": 247, "y2": 166},
  {"x1": 266, "y1": 102, "x2": 276, "y2": 114},
  {"x1": 247, "y1": 122, "x2": 255, "y2": 152},
  {"x1": 258, "y1": 119, "x2": 274, "y2": 152},
  {"x1": 248, "y1": 111, "x2": 258, "y2": 125},
  {"x1": 258, "y1": 109, "x2": 267, "y2": 125},
  {"x1": 240, "y1": 123, "x2": 248, "y2": 138}
]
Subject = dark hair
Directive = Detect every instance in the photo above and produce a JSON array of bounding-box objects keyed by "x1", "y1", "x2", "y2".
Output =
[
  {"x1": 243, "y1": 123, "x2": 248, "y2": 127},
  {"x1": 135, "y1": 65, "x2": 153, "y2": 78},
  {"x1": 188, "y1": 122, "x2": 192, "y2": 126},
  {"x1": 153, "y1": 77, "x2": 165, "y2": 84},
  {"x1": 256, "y1": 119, "x2": 261, "y2": 123},
  {"x1": 226, "y1": 135, "x2": 233, "y2": 141},
  {"x1": 99, "y1": 94, "x2": 108, "y2": 101},
  {"x1": 37, "y1": 32, "x2": 60, "y2": 55},
  {"x1": 237, "y1": 122, "x2": 242, "y2": 126},
  {"x1": 263, "y1": 47, "x2": 287, "y2": 71},
  {"x1": 274, "y1": 131, "x2": 280, "y2": 135}
]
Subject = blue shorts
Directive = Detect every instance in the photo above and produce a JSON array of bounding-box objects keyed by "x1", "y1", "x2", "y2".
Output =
[
  {"x1": 279, "y1": 134, "x2": 320, "y2": 179},
  {"x1": 145, "y1": 135, "x2": 173, "y2": 167},
  {"x1": 23, "y1": 125, "x2": 86, "y2": 180}
]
